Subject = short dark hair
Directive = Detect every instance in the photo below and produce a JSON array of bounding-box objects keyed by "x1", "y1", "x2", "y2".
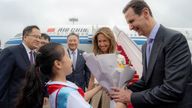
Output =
[
  {"x1": 22, "y1": 25, "x2": 40, "y2": 37},
  {"x1": 41, "y1": 33, "x2": 51, "y2": 42},
  {"x1": 123, "y1": 0, "x2": 153, "y2": 17},
  {"x1": 67, "y1": 32, "x2": 79, "y2": 40}
]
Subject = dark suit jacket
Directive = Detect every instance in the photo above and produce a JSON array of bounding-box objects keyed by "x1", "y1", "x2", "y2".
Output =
[
  {"x1": 0, "y1": 48, "x2": 2, "y2": 53},
  {"x1": 128, "y1": 25, "x2": 192, "y2": 108},
  {"x1": 66, "y1": 49, "x2": 91, "y2": 91},
  {"x1": 0, "y1": 44, "x2": 31, "y2": 108}
]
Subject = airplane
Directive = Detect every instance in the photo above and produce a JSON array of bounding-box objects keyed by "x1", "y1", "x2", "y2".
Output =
[{"x1": 4, "y1": 25, "x2": 147, "y2": 52}]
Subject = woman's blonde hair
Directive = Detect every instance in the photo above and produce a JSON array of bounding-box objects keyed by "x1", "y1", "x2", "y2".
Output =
[{"x1": 92, "y1": 27, "x2": 116, "y2": 55}]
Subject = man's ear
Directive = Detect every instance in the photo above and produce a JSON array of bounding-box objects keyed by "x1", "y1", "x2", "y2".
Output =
[
  {"x1": 142, "y1": 7, "x2": 150, "y2": 18},
  {"x1": 23, "y1": 35, "x2": 27, "y2": 40}
]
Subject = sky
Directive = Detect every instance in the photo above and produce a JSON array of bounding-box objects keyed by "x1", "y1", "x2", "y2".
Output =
[{"x1": 0, "y1": 0, "x2": 192, "y2": 45}]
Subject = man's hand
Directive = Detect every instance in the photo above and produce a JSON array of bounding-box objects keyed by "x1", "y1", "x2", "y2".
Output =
[{"x1": 109, "y1": 87, "x2": 132, "y2": 104}]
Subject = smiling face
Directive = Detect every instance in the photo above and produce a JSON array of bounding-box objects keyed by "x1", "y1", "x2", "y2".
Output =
[
  {"x1": 97, "y1": 33, "x2": 110, "y2": 54},
  {"x1": 125, "y1": 7, "x2": 148, "y2": 36},
  {"x1": 67, "y1": 35, "x2": 79, "y2": 51}
]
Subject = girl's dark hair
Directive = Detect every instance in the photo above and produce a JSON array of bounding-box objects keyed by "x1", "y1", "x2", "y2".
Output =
[{"x1": 16, "y1": 42, "x2": 65, "y2": 108}]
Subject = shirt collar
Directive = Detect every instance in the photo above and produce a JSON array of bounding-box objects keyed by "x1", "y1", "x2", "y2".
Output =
[
  {"x1": 22, "y1": 42, "x2": 34, "y2": 53},
  {"x1": 47, "y1": 81, "x2": 78, "y2": 89},
  {"x1": 68, "y1": 49, "x2": 77, "y2": 54},
  {"x1": 148, "y1": 23, "x2": 160, "y2": 41}
]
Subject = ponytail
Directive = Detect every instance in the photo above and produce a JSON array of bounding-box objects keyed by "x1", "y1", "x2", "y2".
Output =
[
  {"x1": 16, "y1": 64, "x2": 44, "y2": 108},
  {"x1": 16, "y1": 42, "x2": 65, "y2": 108}
]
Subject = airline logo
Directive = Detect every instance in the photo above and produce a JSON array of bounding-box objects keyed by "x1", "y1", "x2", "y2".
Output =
[
  {"x1": 47, "y1": 28, "x2": 55, "y2": 33},
  {"x1": 47, "y1": 26, "x2": 94, "y2": 37}
]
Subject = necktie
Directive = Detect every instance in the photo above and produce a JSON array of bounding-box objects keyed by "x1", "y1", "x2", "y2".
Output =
[
  {"x1": 146, "y1": 38, "x2": 153, "y2": 67},
  {"x1": 29, "y1": 51, "x2": 34, "y2": 64},
  {"x1": 72, "y1": 51, "x2": 76, "y2": 69}
]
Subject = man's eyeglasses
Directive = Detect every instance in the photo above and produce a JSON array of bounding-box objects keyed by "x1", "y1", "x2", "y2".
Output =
[{"x1": 28, "y1": 35, "x2": 41, "y2": 39}]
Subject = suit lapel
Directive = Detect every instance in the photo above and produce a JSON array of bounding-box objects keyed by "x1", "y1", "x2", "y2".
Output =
[
  {"x1": 67, "y1": 49, "x2": 71, "y2": 58},
  {"x1": 19, "y1": 44, "x2": 30, "y2": 66},
  {"x1": 68, "y1": 49, "x2": 82, "y2": 71},
  {"x1": 75, "y1": 49, "x2": 82, "y2": 70},
  {"x1": 67, "y1": 49, "x2": 75, "y2": 71},
  {"x1": 142, "y1": 43, "x2": 147, "y2": 79},
  {"x1": 145, "y1": 27, "x2": 163, "y2": 83}
]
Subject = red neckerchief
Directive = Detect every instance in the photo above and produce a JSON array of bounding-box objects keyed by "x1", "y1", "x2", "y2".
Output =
[{"x1": 47, "y1": 84, "x2": 84, "y2": 97}]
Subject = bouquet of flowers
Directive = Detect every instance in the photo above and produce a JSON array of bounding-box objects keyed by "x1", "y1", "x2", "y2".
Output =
[{"x1": 83, "y1": 53, "x2": 135, "y2": 91}]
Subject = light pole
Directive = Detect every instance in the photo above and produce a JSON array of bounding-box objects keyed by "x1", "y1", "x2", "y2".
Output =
[{"x1": 69, "y1": 17, "x2": 78, "y2": 25}]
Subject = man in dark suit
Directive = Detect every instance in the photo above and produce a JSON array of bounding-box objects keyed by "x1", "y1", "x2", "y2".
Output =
[
  {"x1": 66, "y1": 33, "x2": 91, "y2": 91},
  {"x1": 110, "y1": 0, "x2": 192, "y2": 108},
  {"x1": 0, "y1": 25, "x2": 41, "y2": 108}
]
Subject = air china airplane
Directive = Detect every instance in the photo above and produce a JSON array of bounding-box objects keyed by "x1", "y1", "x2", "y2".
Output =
[{"x1": 4, "y1": 25, "x2": 146, "y2": 52}]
